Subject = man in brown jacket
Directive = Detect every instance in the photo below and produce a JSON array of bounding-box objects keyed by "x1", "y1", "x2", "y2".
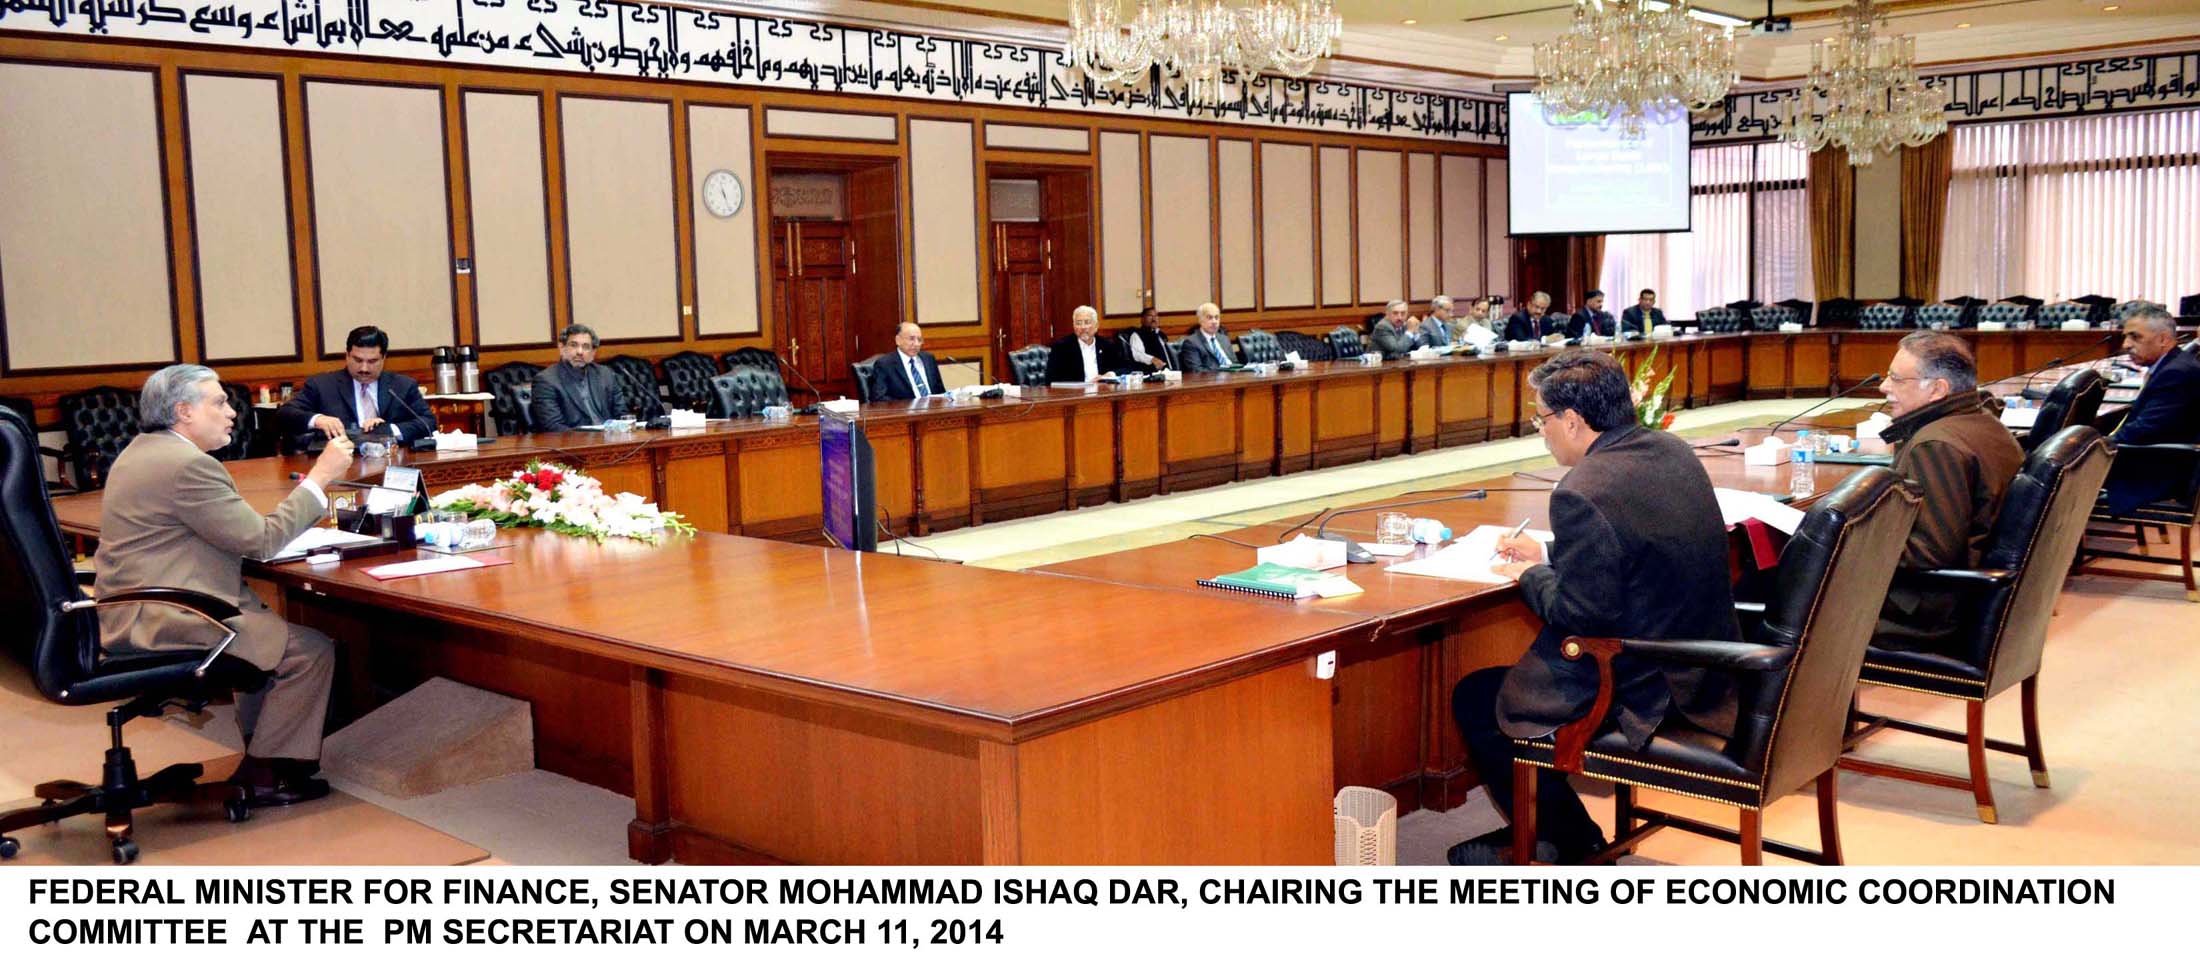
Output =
[
  {"x1": 96, "y1": 365, "x2": 356, "y2": 806},
  {"x1": 1873, "y1": 332, "x2": 2026, "y2": 647}
]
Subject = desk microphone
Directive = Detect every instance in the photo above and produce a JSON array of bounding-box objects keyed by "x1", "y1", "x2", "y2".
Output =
[
  {"x1": 1313, "y1": 489, "x2": 1489, "y2": 564},
  {"x1": 1766, "y1": 374, "x2": 1881, "y2": 436},
  {"x1": 1692, "y1": 437, "x2": 1744, "y2": 455},
  {"x1": 1512, "y1": 469, "x2": 1562, "y2": 484},
  {"x1": 2015, "y1": 331, "x2": 2121, "y2": 399},
  {"x1": 776, "y1": 357, "x2": 828, "y2": 415}
]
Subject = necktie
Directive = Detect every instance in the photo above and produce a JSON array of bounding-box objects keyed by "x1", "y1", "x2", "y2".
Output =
[
  {"x1": 907, "y1": 357, "x2": 928, "y2": 397},
  {"x1": 1210, "y1": 336, "x2": 1226, "y2": 365},
  {"x1": 357, "y1": 383, "x2": 377, "y2": 425}
]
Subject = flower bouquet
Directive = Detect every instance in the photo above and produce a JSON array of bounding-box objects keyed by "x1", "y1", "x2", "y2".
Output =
[
  {"x1": 431, "y1": 461, "x2": 694, "y2": 542},
  {"x1": 1632, "y1": 344, "x2": 1680, "y2": 431}
]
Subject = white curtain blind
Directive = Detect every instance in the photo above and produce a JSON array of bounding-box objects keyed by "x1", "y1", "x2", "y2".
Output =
[{"x1": 1601, "y1": 142, "x2": 1812, "y2": 316}]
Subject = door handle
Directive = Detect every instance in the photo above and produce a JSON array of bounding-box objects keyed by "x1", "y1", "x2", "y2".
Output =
[
  {"x1": 1043, "y1": 236, "x2": 1053, "y2": 271},
  {"x1": 847, "y1": 237, "x2": 856, "y2": 278},
  {"x1": 790, "y1": 338, "x2": 800, "y2": 371}
]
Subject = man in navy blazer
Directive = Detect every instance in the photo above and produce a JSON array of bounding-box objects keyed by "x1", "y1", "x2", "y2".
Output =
[
  {"x1": 531, "y1": 323, "x2": 629, "y2": 432},
  {"x1": 276, "y1": 325, "x2": 435, "y2": 444},
  {"x1": 2101, "y1": 306, "x2": 2200, "y2": 513},
  {"x1": 1567, "y1": 290, "x2": 1617, "y2": 339},
  {"x1": 1620, "y1": 289, "x2": 1666, "y2": 335},
  {"x1": 870, "y1": 322, "x2": 948, "y2": 401},
  {"x1": 1504, "y1": 291, "x2": 1559, "y2": 342}
]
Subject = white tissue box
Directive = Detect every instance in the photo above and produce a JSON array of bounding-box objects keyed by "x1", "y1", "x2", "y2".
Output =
[
  {"x1": 666, "y1": 408, "x2": 705, "y2": 429},
  {"x1": 1778, "y1": 322, "x2": 1804, "y2": 333},
  {"x1": 1652, "y1": 325, "x2": 1676, "y2": 338},
  {"x1": 1744, "y1": 436, "x2": 1789, "y2": 466},
  {"x1": 1408, "y1": 347, "x2": 1441, "y2": 360},
  {"x1": 1978, "y1": 321, "x2": 2008, "y2": 332},
  {"x1": 1359, "y1": 352, "x2": 1382, "y2": 366},
  {"x1": 430, "y1": 429, "x2": 479, "y2": 451},
  {"x1": 2060, "y1": 321, "x2": 2092, "y2": 331}
]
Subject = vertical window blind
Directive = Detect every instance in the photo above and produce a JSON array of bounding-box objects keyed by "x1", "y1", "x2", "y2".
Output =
[
  {"x1": 1940, "y1": 106, "x2": 2200, "y2": 304},
  {"x1": 1600, "y1": 142, "x2": 1813, "y2": 315}
]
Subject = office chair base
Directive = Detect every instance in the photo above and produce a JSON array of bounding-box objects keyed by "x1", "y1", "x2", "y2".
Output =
[{"x1": 1, "y1": 705, "x2": 255, "y2": 864}]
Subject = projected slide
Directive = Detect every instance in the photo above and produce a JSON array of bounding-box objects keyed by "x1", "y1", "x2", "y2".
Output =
[{"x1": 1507, "y1": 92, "x2": 1691, "y2": 236}]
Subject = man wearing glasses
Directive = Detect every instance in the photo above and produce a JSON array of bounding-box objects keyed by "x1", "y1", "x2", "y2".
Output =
[
  {"x1": 1872, "y1": 331, "x2": 2023, "y2": 649},
  {"x1": 1447, "y1": 350, "x2": 1739, "y2": 865}
]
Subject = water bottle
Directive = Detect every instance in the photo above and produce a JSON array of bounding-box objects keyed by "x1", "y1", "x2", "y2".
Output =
[{"x1": 1788, "y1": 437, "x2": 1817, "y2": 497}]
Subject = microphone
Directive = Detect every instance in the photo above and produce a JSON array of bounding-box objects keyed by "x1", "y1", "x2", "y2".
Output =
[
  {"x1": 1313, "y1": 489, "x2": 1489, "y2": 564},
  {"x1": 1766, "y1": 373, "x2": 1881, "y2": 436},
  {"x1": 2015, "y1": 331, "x2": 2121, "y2": 399},
  {"x1": 375, "y1": 383, "x2": 442, "y2": 451},
  {"x1": 1692, "y1": 437, "x2": 1744, "y2": 454},
  {"x1": 776, "y1": 357, "x2": 828, "y2": 415}
]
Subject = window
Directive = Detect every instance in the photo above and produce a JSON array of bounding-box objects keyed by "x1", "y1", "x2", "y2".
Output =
[
  {"x1": 1600, "y1": 142, "x2": 1813, "y2": 316},
  {"x1": 1940, "y1": 107, "x2": 2200, "y2": 303}
]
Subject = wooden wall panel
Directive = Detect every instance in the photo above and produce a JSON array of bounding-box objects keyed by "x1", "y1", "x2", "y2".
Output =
[
  {"x1": 984, "y1": 124, "x2": 1088, "y2": 153},
  {"x1": 183, "y1": 74, "x2": 295, "y2": 363},
  {"x1": 559, "y1": 96, "x2": 679, "y2": 341},
  {"x1": 1217, "y1": 139, "x2": 1256, "y2": 311},
  {"x1": 909, "y1": 119, "x2": 980, "y2": 325},
  {"x1": 687, "y1": 104, "x2": 760, "y2": 336},
  {"x1": 1098, "y1": 131, "x2": 1145, "y2": 316},
  {"x1": 1259, "y1": 143, "x2": 1315, "y2": 310},
  {"x1": 764, "y1": 109, "x2": 896, "y2": 142},
  {"x1": 304, "y1": 80, "x2": 453, "y2": 355},
  {"x1": 1440, "y1": 155, "x2": 1482, "y2": 300},
  {"x1": 463, "y1": 91, "x2": 555, "y2": 349},
  {"x1": 0, "y1": 63, "x2": 174, "y2": 371},
  {"x1": 1149, "y1": 135, "x2": 1214, "y2": 313},
  {"x1": 1355, "y1": 150, "x2": 1402, "y2": 305},
  {"x1": 1408, "y1": 152, "x2": 1437, "y2": 302},
  {"x1": 1318, "y1": 146, "x2": 1352, "y2": 307},
  {"x1": 1484, "y1": 159, "x2": 1510, "y2": 299}
]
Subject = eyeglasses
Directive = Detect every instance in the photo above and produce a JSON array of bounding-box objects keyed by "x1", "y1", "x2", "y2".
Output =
[
  {"x1": 1530, "y1": 408, "x2": 1557, "y2": 431},
  {"x1": 1882, "y1": 374, "x2": 1925, "y2": 385}
]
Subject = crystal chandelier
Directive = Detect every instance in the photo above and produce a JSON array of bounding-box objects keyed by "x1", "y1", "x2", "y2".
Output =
[
  {"x1": 1065, "y1": 0, "x2": 1343, "y2": 106},
  {"x1": 1532, "y1": 0, "x2": 1739, "y2": 139},
  {"x1": 1781, "y1": 0, "x2": 1946, "y2": 167}
]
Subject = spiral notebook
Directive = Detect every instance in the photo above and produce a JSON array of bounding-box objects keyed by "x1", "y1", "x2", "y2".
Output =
[{"x1": 1197, "y1": 563, "x2": 1361, "y2": 600}]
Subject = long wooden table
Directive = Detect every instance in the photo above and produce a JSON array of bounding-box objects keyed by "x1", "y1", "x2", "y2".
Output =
[{"x1": 284, "y1": 328, "x2": 2112, "y2": 544}]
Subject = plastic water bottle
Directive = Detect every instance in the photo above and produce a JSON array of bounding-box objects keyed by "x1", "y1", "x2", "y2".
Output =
[{"x1": 1788, "y1": 437, "x2": 1817, "y2": 497}]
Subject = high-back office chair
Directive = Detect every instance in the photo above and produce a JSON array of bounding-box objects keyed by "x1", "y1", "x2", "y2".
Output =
[
  {"x1": 1327, "y1": 327, "x2": 1365, "y2": 359},
  {"x1": 1978, "y1": 302, "x2": 2029, "y2": 329},
  {"x1": 1237, "y1": 330, "x2": 1284, "y2": 364},
  {"x1": 2071, "y1": 294, "x2": 2115, "y2": 324},
  {"x1": 848, "y1": 354, "x2": 886, "y2": 404},
  {"x1": 1508, "y1": 467, "x2": 1919, "y2": 865},
  {"x1": 2021, "y1": 369, "x2": 2106, "y2": 452},
  {"x1": 2039, "y1": 301, "x2": 2091, "y2": 328},
  {"x1": 1694, "y1": 307, "x2": 1740, "y2": 333},
  {"x1": 708, "y1": 368, "x2": 790, "y2": 418},
  {"x1": 1946, "y1": 295, "x2": 1987, "y2": 328},
  {"x1": 1858, "y1": 303, "x2": 1909, "y2": 330},
  {"x1": 2081, "y1": 436, "x2": 2200, "y2": 601},
  {"x1": 720, "y1": 347, "x2": 784, "y2": 382},
  {"x1": 483, "y1": 361, "x2": 539, "y2": 436},
  {"x1": 1746, "y1": 305, "x2": 1792, "y2": 331},
  {"x1": 1778, "y1": 299, "x2": 1815, "y2": 327},
  {"x1": 1818, "y1": 298, "x2": 1862, "y2": 328},
  {"x1": 1276, "y1": 330, "x2": 1332, "y2": 362},
  {"x1": 659, "y1": 351, "x2": 719, "y2": 412},
  {"x1": 1, "y1": 396, "x2": 77, "y2": 494},
  {"x1": 2002, "y1": 294, "x2": 2045, "y2": 320},
  {"x1": 57, "y1": 385, "x2": 142, "y2": 492},
  {"x1": 1009, "y1": 345, "x2": 1051, "y2": 386},
  {"x1": 1844, "y1": 427, "x2": 2115, "y2": 823},
  {"x1": 1916, "y1": 304, "x2": 1962, "y2": 330},
  {"x1": 603, "y1": 355, "x2": 668, "y2": 420},
  {"x1": 0, "y1": 405, "x2": 268, "y2": 864},
  {"x1": 2179, "y1": 294, "x2": 2199, "y2": 317}
]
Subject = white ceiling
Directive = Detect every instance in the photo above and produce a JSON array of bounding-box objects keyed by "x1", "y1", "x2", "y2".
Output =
[{"x1": 733, "y1": 0, "x2": 2200, "y2": 95}]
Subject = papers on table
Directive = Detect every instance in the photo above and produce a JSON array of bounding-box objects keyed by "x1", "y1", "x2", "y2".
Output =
[
  {"x1": 2000, "y1": 406, "x2": 2041, "y2": 430},
  {"x1": 1715, "y1": 488, "x2": 1806, "y2": 535},
  {"x1": 363, "y1": 553, "x2": 509, "y2": 581},
  {"x1": 260, "y1": 527, "x2": 382, "y2": 562},
  {"x1": 1384, "y1": 525, "x2": 1554, "y2": 585}
]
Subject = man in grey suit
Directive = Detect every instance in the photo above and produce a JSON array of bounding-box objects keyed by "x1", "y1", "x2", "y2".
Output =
[
  {"x1": 1370, "y1": 300, "x2": 1419, "y2": 360},
  {"x1": 96, "y1": 365, "x2": 356, "y2": 806},
  {"x1": 531, "y1": 324, "x2": 629, "y2": 432},
  {"x1": 1416, "y1": 295, "x2": 1460, "y2": 348},
  {"x1": 1179, "y1": 303, "x2": 1236, "y2": 373},
  {"x1": 1448, "y1": 350, "x2": 1740, "y2": 864}
]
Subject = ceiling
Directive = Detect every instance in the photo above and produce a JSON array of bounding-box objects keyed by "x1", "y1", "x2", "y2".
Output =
[{"x1": 736, "y1": 0, "x2": 2200, "y2": 96}]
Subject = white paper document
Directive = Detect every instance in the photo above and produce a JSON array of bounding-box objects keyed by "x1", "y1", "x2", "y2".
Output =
[
  {"x1": 1999, "y1": 406, "x2": 2041, "y2": 430},
  {"x1": 1714, "y1": 487, "x2": 1807, "y2": 534},
  {"x1": 1384, "y1": 525, "x2": 1554, "y2": 585},
  {"x1": 363, "y1": 555, "x2": 492, "y2": 580},
  {"x1": 261, "y1": 527, "x2": 381, "y2": 562}
]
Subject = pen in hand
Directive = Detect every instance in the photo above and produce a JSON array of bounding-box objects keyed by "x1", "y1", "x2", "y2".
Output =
[{"x1": 1495, "y1": 518, "x2": 1533, "y2": 563}]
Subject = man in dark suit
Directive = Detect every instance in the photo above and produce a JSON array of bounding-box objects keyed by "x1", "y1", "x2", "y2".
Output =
[
  {"x1": 1449, "y1": 350, "x2": 1740, "y2": 865},
  {"x1": 1621, "y1": 288, "x2": 1667, "y2": 335},
  {"x1": 1504, "y1": 291, "x2": 1558, "y2": 343},
  {"x1": 531, "y1": 323, "x2": 629, "y2": 432},
  {"x1": 1121, "y1": 306, "x2": 1176, "y2": 373},
  {"x1": 1178, "y1": 303, "x2": 1238, "y2": 373},
  {"x1": 1567, "y1": 290, "x2": 1617, "y2": 339},
  {"x1": 2101, "y1": 305, "x2": 2200, "y2": 513},
  {"x1": 869, "y1": 322, "x2": 948, "y2": 401},
  {"x1": 1046, "y1": 305, "x2": 1136, "y2": 383},
  {"x1": 275, "y1": 325, "x2": 435, "y2": 445}
]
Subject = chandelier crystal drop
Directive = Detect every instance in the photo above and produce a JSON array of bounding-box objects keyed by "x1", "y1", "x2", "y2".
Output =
[
  {"x1": 1065, "y1": 0, "x2": 1343, "y2": 107},
  {"x1": 1531, "y1": 0, "x2": 1740, "y2": 139},
  {"x1": 1782, "y1": 0, "x2": 1947, "y2": 167}
]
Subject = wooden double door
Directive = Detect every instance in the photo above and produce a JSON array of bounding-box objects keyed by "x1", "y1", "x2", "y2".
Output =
[{"x1": 770, "y1": 218, "x2": 854, "y2": 396}]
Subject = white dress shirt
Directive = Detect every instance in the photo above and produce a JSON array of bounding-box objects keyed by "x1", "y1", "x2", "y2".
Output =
[
  {"x1": 1078, "y1": 339, "x2": 1100, "y2": 381},
  {"x1": 897, "y1": 351, "x2": 931, "y2": 396},
  {"x1": 353, "y1": 379, "x2": 378, "y2": 425}
]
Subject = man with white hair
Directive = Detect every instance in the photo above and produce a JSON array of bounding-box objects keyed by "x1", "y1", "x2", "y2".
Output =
[
  {"x1": 1045, "y1": 304, "x2": 1134, "y2": 383},
  {"x1": 1417, "y1": 295, "x2": 1459, "y2": 348},
  {"x1": 2100, "y1": 304, "x2": 2200, "y2": 514},
  {"x1": 1179, "y1": 303, "x2": 1238, "y2": 373},
  {"x1": 1369, "y1": 300, "x2": 1419, "y2": 360},
  {"x1": 95, "y1": 365, "x2": 356, "y2": 807}
]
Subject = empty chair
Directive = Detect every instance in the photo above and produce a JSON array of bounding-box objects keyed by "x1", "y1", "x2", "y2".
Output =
[
  {"x1": 2179, "y1": 294, "x2": 2199, "y2": 317},
  {"x1": 1778, "y1": 299, "x2": 1815, "y2": 327},
  {"x1": 707, "y1": 368, "x2": 790, "y2": 418},
  {"x1": 2039, "y1": 301, "x2": 2091, "y2": 328},
  {"x1": 1694, "y1": 307, "x2": 1739, "y2": 333},
  {"x1": 1008, "y1": 345, "x2": 1052, "y2": 386},
  {"x1": 1946, "y1": 295, "x2": 1987, "y2": 328},
  {"x1": 483, "y1": 361, "x2": 540, "y2": 436},
  {"x1": 1859, "y1": 303, "x2": 1910, "y2": 331},
  {"x1": 1916, "y1": 304, "x2": 1962, "y2": 330},
  {"x1": 1507, "y1": 467, "x2": 1919, "y2": 865},
  {"x1": 1327, "y1": 327, "x2": 1365, "y2": 359},
  {"x1": 1237, "y1": 330, "x2": 1284, "y2": 364},
  {"x1": 2021, "y1": 369, "x2": 2106, "y2": 452},
  {"x1": 1276, "y1": 330, "x2": 1332, "y2": 362},
  {"x1": 1747, "y1": 305, "x2": 1793, "y2": 331},
  {"x1": 2071, "y1": 294, "x2": 2115, "y2": 324},
  {"x1": 1844, "y1": 427, "x2": 2115, "y2": 823},
  {"x1": 57, "y1": 385, "x2": 142, "y2": 492},
  {"x1": 2081, "y1": 440, "x2": 2200, "y2": 600},
  {"x1": 659, "y1": 350, "x2": 719, "y2": 412},
  {"x1": 1820, "y1": 298, "x2": 1863, "y2": 328},
  {"x1": 602, "y1": 355, "x2": 667, "y2": 420},
  {"x1": 849, "y1": 354, "x2": 885, "y2": 404},
  {"x1": 2001, "y1": 294, "x2": 2044, "y2": 318},
  {"x1": 1977, "y1": 302, "x2": 2029, "y2": 329}
]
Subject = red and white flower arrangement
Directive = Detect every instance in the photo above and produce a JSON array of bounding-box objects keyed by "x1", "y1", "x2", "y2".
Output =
[{"x1": 431, "y1": 460, "x2": 693, "y2": 542}]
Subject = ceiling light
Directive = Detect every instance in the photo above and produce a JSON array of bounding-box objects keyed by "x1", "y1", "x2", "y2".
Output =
[
  {"x1": 1402, "y1": 19, "x2": 1417, "y2": 25},
  {"x1": 1955, "y1": 22, "x2": 1971, "y2": 28},
  {"x1": 2102, "y1": 4, "x2": 2119, "y2": 10},
  {"x1": 1643, "y1": 0, "x2": 1753, "y2": 29},
  {"x1": 1494, "y1": 34, "x2": 1508, "y2": 41}
]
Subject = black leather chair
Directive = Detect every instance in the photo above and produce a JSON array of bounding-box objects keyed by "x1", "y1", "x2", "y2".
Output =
[
  {"x1": 1778, "y1": 299, "x2": 1815, "y2": 327},
  {"x1": 720, "y1": 347, "x2": 783, "y2": 376},
  {"x1": 2071, "y1": 294, "x2": 2115, "y2": 324},
  {"x1": 659, "y1": 350, "x2": 719, "y2": 412},
  {"x1": 2020, "y1": 368, "x2": 2106, "y2": 452},
  {"x1": 1844, "y1": 426, "x2": 2115, "y2": 823},
  {"x1": 1694, "y1": 307, "x2": 1741, "y2": 334},
  {"x1": 1947, "y1": 295, "x2": 1988, "y2": 329},
  {"x1": 1237, "y1": 330, "x2": 1284, "y2": 364},
  {"x1": 2002, "y1": 294, "x2": 2045, "y2": 323},
  {"x1": 603, "y1": 355, "x2": 668, "y2": 420},
  {"x1": 1327, "y1": 327, "x2": 1365, "y2": 359},
  {"x1": 1509, "y1": 467, "x2": 1920, "y2": 865},
  {"x1": 0, "y1": 396, "x2": 74, "y2": 494},
  {"x1": 57, "y1": 385, "x2": 142, "y2": 492},
  {"x1": 2178, "y1": 294, "x2": 2199, "y2": 318},
  {"x1": 708, "y1": 368, "x2": 790, "y2": 419},
  {"x1": 1275, "y1": 330, "x2": 1331, "y2": 362},
  {"x1": 0, "y1": 405, "x2": 267, "y2": 864},
  {"x1": 1008, "y1": 345, "x2": 1051, "y2": 386},
  {"x1": 1819, "y1": 298, "x2": 1863, "y2": 328},
  {"x1": 2080, "y1": 441, "x2": 2200, "y2": 601},
  {"x1": 848, "y1": 354, "x2": 886, "y2": 404},
  {"x1": 483, "y1": 361, "x2": 539, "y2": 436}
]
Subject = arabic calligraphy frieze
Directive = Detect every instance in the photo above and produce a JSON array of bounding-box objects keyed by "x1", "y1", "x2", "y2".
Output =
[
  {"x1": 1693, "y1": 48, "x2": 2200, "y2": 143},
  {"x1": 0, "y1": 0, "x2": 1509, "y2": 142}
]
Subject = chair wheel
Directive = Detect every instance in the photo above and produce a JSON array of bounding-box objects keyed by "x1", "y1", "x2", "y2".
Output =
[
  {"x1": 225, "y1": 799, "x2": 252, "y2": 824},
  {"x1": 112, "y1": 839, "x2": 138, "y2": 865},
  {"x1": 0, "y1": 836, "x2": 19, "y2": 860}
]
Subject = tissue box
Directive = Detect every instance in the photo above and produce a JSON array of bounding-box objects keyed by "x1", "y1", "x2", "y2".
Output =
[
  {"x1": 1652, "y1": 325, "x2": 1676, "y2": 338},
  {"x1": 430, "y1": 429, "x2": 479, "y2": 451},
  {"x1": 1257, "y1": 534, "x2": 1347, "y2": 571},
  {"x1": 1744, "y1": 436, "x2": 1789, "y2": 466},
  {"x1": 666, "y1": 408, "x2": 705, "y2": 429},
  {"x1": 1407, "y1": 347, "x2": 1441, "y2": 360},
  {"x1": 2060, "y1": 321, "x2": 2092, "y2": 331},
  {"x1": 1978, "y1": 321, "x2": 2008, "y2": 332},
  {"x1": 1778, "y1": 322, "x2": 1804, "y2": 333},
  {"x1": 1359, "y1": 352, "x2": 1382, "y2": 366}
]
